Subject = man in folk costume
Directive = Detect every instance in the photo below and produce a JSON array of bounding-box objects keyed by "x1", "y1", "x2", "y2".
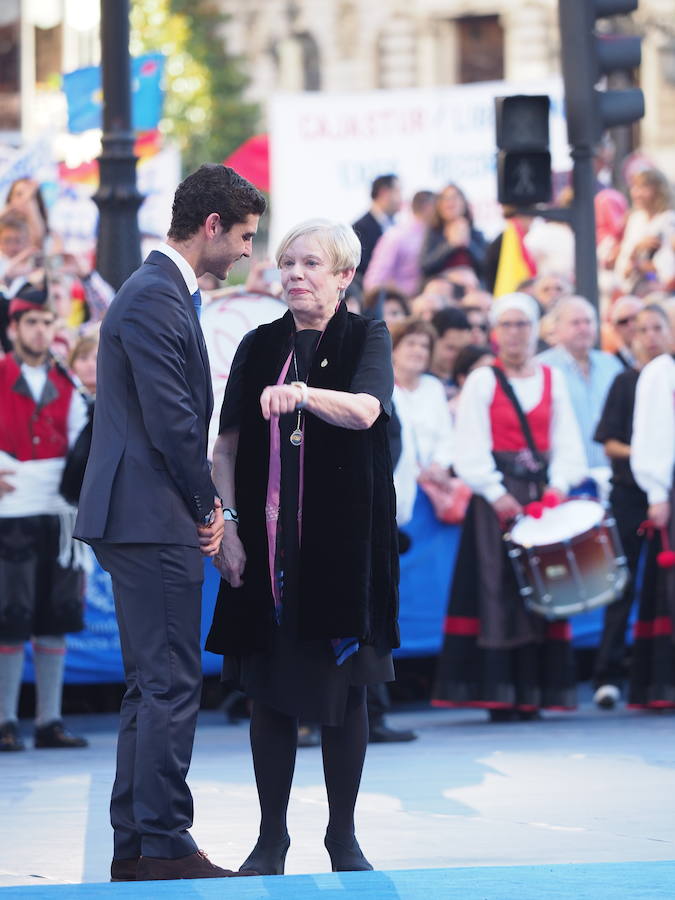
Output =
[
  {"x1": 432, "y1": 293, "x2": 587, "y2": 721},
  {"x1": 0, "y1": 284, "x2": 89, "y2": 751},
  {"x1": 628, "y1": 351, "x2": 675, "y2": 708}
]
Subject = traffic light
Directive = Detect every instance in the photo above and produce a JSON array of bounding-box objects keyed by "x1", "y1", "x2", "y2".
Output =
[
  {"x1": 559, "y1": 0, "x2": 644, "y2": 148},
  {"x1": 495, "y1": 94, "x2": 552, "y2": 206}
]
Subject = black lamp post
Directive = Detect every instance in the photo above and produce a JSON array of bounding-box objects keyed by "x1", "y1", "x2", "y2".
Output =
[{"x1": 94, "y1": 0, "x2": 143, "y2": 290}]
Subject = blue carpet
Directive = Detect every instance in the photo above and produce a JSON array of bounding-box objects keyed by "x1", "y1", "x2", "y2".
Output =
[{"x1": 2, "y1": 862, "x2": 674, "y2": 899}]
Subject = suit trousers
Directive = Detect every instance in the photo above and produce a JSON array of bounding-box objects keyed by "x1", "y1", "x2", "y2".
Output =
[{"x1": 92, "y1": 541, "x2": 204, "y2": 859}]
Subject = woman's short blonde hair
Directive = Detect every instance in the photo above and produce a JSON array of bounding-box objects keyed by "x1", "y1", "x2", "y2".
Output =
[{"x1": 275, "y1": 219, "x2": 362, "y2": 272}]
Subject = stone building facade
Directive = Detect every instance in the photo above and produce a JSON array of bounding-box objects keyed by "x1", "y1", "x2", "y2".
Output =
[{"x1": 217, "y1": 0, "x2": 675, "y2": 173}]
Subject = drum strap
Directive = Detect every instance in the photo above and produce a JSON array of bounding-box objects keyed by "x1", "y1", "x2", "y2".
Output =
[{"x1": 492, "y1": 366, "x2": 547, "y2": 469}]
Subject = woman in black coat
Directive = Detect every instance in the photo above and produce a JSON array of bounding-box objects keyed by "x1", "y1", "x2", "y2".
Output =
[
  {"x1": 206, "y1": 218, "x2": 400, "y2": 876},
  {"x1": 419, "y1": 183, "x2": 487, "y2": 284}
]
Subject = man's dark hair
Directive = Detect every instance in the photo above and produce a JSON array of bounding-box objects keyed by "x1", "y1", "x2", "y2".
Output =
[
  {"x1": 370, "y1": 174, "x2": 398, "y2": 200},
  {"x1": 452, "y1": 344, "x2": 494, "y2": 383},
  {"x1": 432, "y1": 306, "x2": 470, "y2": 337},
  {"x1": 167, "y1": 164, "x2": 266, "y2": 242},
  {"x1": 411, "y1": 190, "x2": 435, "y2": 214}
]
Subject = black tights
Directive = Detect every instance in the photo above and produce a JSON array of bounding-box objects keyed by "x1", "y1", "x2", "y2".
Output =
[{"x1": 249, "y1": 685, "x2": 368, "y2": 845}]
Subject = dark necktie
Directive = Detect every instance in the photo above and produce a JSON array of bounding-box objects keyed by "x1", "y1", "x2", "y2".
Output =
[{"x1": 191, "y1": 288, "x2": 202, "y2": 321}]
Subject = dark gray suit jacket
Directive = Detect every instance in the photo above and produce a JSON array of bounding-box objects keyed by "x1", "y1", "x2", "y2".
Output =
[{"x1": 74, "y1": 251, "x2": 216, "y2": 547}]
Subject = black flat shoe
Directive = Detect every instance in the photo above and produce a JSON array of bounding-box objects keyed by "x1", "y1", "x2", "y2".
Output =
[
  {"x1": 488, "y1": 708, "x2": 516, "y2": 723},
  {"x1": 368, "y1": 723, "x2": 417, "y2": 743},
  {"x1": 34, "y1": 720, "x2": 88, "y2": 748},
  {"x1": 0, "y1": 720, "x2": 25, "y2": 752},
  {"x1": 324, "y1": 834, "x2": 373, "y2": 872},
  {"x1": 239, "y1": 834, "x2": 290, "y2": 875}
]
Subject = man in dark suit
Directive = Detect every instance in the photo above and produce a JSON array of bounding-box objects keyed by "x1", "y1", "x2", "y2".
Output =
[
  {"x1": 75, "y1": 165, "x2": 266, "y2": 882},
  {"x1": 352, "y1": 174, "x2": 402, "y2": 283}
]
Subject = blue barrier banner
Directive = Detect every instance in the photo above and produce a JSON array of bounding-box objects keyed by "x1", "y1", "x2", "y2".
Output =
[
  {"x1": 22, "y1": 511, "x2": 614, "y2": 683},
  {"x1": 23, "y1": 549, "x2": 224, "y2": 684}
]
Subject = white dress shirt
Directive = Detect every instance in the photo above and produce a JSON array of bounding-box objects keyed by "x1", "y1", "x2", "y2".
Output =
[
  {"x1": 155, "y1": 241, "x2": 199, "y2": 295},
  {"x1": 631, "y1": 353, "x2": 675, "y2": 504}
]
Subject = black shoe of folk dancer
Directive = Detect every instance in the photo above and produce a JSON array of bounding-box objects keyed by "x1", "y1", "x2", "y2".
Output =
[
  {"x1": 34, "y1": 720, "x2": 88, "y2": 748},
  {"x1": 0, "y1": 720, "x2": 25, "y2": 751},
  {"x1": 239, "y1": 834, "x2": 290, "y2": 875},
  {"x1": 324, "y1": 833, "x2": 373, "y2": 872}
]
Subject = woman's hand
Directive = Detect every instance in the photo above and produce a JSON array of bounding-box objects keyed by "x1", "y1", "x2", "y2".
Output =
[
  {"x1": 260, "y1": 384, "x2": 302, "y2": 420},
  {"x1": 214, "y1": 525, "x2": 247, "y2": 587},
  {"x1": 632, "y1": 235, "x2": 661, "y2": 258},
  {"x1": 492, "y1": 492, "x2": 522, "y2": 526},
  {"x1": 5, "y1": 247, "x2": 38, "y2": 280},
  {"x1": 649, "y1": 501, "x2": 670, "y2": 530},
  {"x1": 444, "y1": 217, "x2": 470, "y2": 247},
  {"x1": 419, "y1": 462, "x2": 452, "y2": 488}
]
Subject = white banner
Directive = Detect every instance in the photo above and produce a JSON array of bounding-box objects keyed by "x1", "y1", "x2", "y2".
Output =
[{"x1": 269, "y1": 78, "x2": 568, "y2": 251}]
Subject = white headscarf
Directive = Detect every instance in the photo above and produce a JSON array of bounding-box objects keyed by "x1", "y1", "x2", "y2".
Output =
[{"x1": 490, "y1": 292, "x2": 540, "y2": 327}]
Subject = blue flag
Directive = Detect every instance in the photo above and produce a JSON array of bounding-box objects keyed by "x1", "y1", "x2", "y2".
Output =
[{"x1": 62, "y1": 53, "x2": 165, "y2": 134}]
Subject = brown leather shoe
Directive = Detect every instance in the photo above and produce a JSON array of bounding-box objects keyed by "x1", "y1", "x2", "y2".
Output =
[
  {"x1": 110, "y1": 857, "x2": 139, "y2": 882},
  {"x1": 136, "y1": 850, "x2": 260, "y2": 880}
]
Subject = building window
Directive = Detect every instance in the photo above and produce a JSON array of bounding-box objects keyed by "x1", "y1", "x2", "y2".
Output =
[
  {"x1": 298, "y1": 32, "x2": 321, "y2": 91},
  {"x1": 35, "y1": 24, "x2": 63, "y2": 86},
  {"x1": 456, "y1": 15, "x2": 504, "y2": 83},
  {"x1": 0, "y1": 0, "x2": 20, "y2": 132},
  {"x1": 377, "y1": 16, "x2": 417, "y2": 89}
]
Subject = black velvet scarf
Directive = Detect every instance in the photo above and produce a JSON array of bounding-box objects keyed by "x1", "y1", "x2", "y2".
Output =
[{"x1": 206, "y1": 302, "x2": 400, "y2": 655}]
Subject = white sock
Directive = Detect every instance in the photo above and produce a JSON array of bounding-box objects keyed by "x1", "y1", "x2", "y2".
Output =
[
  {"x1": 33, "y1": 636, "x2": 66, "y2": 728},
  {"x1": 0, "y1": 643, "x2": 25, "y2": 725}
]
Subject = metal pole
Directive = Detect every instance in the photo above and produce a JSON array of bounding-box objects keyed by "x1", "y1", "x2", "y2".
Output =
[
  {"x1": 94, "y1": 0, "x2": 142, "y2": 290},
  {"x1": 570, "y1": 146, "x2": 600, "y2": 314}
]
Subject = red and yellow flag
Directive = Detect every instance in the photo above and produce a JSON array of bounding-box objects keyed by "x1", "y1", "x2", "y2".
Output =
[{"x1": 493, "y1": 219, "x2": 536, "y2": 297}]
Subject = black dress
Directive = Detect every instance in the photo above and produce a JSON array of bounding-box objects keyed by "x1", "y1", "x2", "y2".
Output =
[{"x1": 219, "y1": 324, "x2": 395, "y2": 725}]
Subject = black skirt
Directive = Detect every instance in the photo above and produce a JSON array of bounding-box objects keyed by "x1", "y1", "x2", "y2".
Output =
[
  {"x1": 0, "y1": 514, "x2": 85, "y2": 641},
  {"x1": 628, "y1": 503, "x2": 675, "y2": 709},
  {"x1": 221, "y1": 329, "x2": 393, "y2": 726}
]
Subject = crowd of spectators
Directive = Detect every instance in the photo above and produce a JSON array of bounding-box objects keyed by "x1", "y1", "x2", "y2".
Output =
[
  {"x1": 347, "y1": 155, "x2": 675, "y2": 716},
  {"x1": 2, "y1": 149, "x2": 675, "y2": 750}
]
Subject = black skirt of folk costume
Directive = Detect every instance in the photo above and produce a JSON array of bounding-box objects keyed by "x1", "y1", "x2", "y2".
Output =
[
  {"x1": 221, "y1": 330, "x2": 394, "y2": 726},
  {"x1": 431, "y1": 465, "x2": 576, "y2": 712},
  {"x1": 628, "y1": 503, "x2": 675, "y2": 709},
  {"x1": 0, "y1": 514, "x2": 85, "y2": 641}
]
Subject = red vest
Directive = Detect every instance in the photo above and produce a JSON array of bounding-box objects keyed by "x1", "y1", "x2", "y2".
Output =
[
  {"x1": 0, "y1": 355, "x2": 73, "y2": 461},
  {"x1": 490, "y1": 364, "x2": 552, "y2": 453}
]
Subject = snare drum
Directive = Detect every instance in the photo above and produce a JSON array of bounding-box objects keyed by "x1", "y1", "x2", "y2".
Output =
[{"x1": 506, "y1": 499, "x2": 628, "y2": 620}]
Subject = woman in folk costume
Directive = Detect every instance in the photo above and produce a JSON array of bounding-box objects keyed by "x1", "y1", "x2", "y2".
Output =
[
  {"x1": 432, "y1": 293, "x2": 587, "y2": 721},
  {"x1": 628, "y1": 351, "x2": 675, "y2": 708}
]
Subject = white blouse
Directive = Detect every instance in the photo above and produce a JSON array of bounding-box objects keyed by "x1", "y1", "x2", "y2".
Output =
[
  {"x1": 631, "y1": 353, "x2": 675, "y2": 504},
  {"x1": 614, "y1": 208, "x2": 675, "y2": 293},
  {"x1": 393, "y1": 374, "x2": 454, "y2": 526},
  {"x1": 453, "y1": 365, "x2": 587, "y2": 503}
]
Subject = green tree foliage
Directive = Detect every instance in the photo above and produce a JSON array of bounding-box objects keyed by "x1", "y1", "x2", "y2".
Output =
[{"x1": 131, "y1": 0, "x2": 260, "y2": 173}]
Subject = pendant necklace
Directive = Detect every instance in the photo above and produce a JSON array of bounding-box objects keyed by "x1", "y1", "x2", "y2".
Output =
[{"x1": 290, "y1": 350, "x2": 303, "y2": 446}]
